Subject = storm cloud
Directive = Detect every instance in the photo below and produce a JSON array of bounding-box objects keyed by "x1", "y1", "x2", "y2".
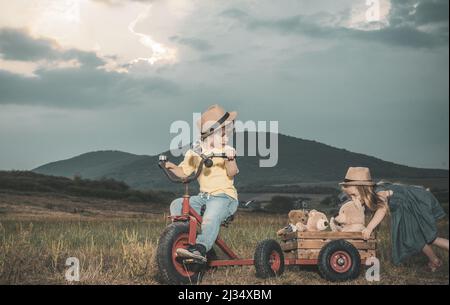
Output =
[
  {"x1": 219, "y1": 0, "x2": 449, "y2": 48},
  {"x1": 0, "y1": 0, "x2": 448, "y2": 170},
  {"x1": 0, "y1": 28, "x2": 180, "y2": 108},
  {"x1": 0, "y1": 68, "x2": 180, "y2": 108},
  {"x1": 169, "y1": 35, "x2": 212, "y2": 52},
  {"x1": 0, "y1": 28, "x2": 105, "y2": 67}
]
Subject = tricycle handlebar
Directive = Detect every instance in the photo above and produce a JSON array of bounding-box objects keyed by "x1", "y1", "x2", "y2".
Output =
[{"x1": 158, "y1": 152, "x2": 229, "y2": 184}]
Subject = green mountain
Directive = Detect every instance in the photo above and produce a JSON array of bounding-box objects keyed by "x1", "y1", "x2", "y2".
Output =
[{"x1": 33, "y1": 133, "x2": 448, "y2": 190}]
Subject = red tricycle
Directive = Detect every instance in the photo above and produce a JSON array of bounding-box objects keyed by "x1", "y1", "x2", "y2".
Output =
[{"x1": 156, "y1": 152, "x2": 376, "y2": 284}]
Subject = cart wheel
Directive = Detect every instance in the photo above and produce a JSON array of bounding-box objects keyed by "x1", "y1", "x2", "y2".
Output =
[
  {"x1": 156, "y1": 222, "x2": 204, "y2": 284},
  {"x1": 318, "y1": 239, "x2": 361, "y2": 282},
  {"x1": 254, "y1": 239, "x2": 285, "y2": 279}
]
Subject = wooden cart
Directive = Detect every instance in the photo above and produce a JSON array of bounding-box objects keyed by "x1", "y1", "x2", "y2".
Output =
[{"x1": 278, "y1": 231, "x2": 377, "y2": 281}]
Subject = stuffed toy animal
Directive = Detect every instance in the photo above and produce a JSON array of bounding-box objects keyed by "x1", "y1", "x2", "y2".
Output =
[
  {"x1": 330, "y1": 199, "x2": 366, "y2": 232},
  {"x1": 297, "y1": 209, "x2": 329, "y2": 232},
  {"x1": 276, "y1": 210, "x2": 309, "y2": 236}
]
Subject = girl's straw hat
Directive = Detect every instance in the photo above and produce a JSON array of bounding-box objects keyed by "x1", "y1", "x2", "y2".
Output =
[
  {"x1": 339, "y1": 167, "x2": 376, "y2": 186},
  {"x1": 197, "y1": 104, "x2": 237, "y2": 140}
]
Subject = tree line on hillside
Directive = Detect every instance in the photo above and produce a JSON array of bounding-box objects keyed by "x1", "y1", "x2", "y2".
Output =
[
  {"x1": 0, "y1": 171, "x2": 174, "y2": 204},
  {"x1": 238, "y1": 184, "x2": 339, "y2": 194}
]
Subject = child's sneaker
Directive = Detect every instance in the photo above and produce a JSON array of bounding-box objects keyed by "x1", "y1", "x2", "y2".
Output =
[{"x1": 176, "y1": 244, "x2": 207, "y2": 263}]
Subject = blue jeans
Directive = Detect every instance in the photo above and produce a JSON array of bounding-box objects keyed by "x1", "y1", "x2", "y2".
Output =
[{"x1": 170, "y1": 192, "x2": 239, "y2": 251}]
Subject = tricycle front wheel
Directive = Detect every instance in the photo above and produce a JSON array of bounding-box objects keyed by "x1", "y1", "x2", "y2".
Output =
[{"x1": 156, "y1": 222, "x2": 205, "y2": 284}]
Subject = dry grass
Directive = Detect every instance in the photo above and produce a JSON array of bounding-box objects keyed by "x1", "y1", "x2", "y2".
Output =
[{"x1": 0, "y1": 205, "x2": 448, "y2": 285}]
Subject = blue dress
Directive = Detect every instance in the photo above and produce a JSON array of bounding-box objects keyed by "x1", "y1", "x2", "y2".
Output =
[{"x1": 374, "y1": 182, "x2": 447, "y2": 265}]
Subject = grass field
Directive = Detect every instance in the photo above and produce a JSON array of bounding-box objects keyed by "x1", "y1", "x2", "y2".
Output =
[{"x1": 0, "y1": 192, "x2": 448, "y2": 285}]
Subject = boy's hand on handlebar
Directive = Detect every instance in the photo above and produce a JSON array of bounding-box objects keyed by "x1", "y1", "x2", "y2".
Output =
[
  {"x1": 164, "y1": 161, "x2": 177, "y2": 169},
  {"x1": 224, "y1": 146, "x2": 236, "y2": 161}
]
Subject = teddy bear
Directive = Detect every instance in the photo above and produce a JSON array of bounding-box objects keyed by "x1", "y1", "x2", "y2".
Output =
[
  {"x1": 330, "y1": 199, "x2": 366, "y2": 232},
  {"x1": 277, "y1": 209, "x2": 330, "y2": 235},
  {"x1": 297, "y1": 209, "x2": 329, "y2": 232},
  {"x1": 276, "y1": 210, "x2": 309, "y2": 236}
]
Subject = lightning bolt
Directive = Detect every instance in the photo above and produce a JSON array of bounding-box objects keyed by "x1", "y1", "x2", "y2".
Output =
[{"x1": 128, "y1": 5, "x2": 176, "y2": 66}]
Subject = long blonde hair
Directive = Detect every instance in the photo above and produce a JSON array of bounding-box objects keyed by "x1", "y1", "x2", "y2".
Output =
[{"x1": 356, "y1": 185, "x2": 389, "y2": 213}]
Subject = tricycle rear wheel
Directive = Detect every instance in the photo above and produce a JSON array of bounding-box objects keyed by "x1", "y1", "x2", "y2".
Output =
[{"x1": 254, "y1": 239, "x2": 285, "y2": 279}]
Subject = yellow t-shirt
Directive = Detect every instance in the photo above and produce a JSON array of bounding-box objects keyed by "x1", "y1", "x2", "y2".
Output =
[{"x1": 178, "y1": 148, "x2": 238, "y2": 200}]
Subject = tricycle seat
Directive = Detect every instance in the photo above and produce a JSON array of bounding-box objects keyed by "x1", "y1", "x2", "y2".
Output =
[{"x1": 221, "y1": 215, "x2": 235, "y2": 228}]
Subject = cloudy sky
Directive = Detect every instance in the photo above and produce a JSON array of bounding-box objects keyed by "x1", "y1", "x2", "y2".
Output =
[{"x1": 0, "y1": 0, "x2": 448, "y2": 170}]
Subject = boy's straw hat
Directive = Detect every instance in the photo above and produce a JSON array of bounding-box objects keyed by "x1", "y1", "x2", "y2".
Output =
[
  {"x1": 197, "y1": 104, "x2": 237, "y2": 140},
  {"x1": 339, "y1": 167, "x2": 376, "y2": 186}
]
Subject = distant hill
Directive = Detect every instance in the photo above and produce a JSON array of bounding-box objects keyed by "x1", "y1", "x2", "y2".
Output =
[
  {"x1": 32, "y1": 150, "x2": 145, "y2": 179},
  {"x1": 33, "y1": 132, "x2": 449, "y2": 190}
]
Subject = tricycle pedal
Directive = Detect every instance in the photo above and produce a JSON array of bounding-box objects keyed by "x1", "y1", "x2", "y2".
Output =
[{"x1": 182, "y1": 258, "x2": 206, "y2": 265}]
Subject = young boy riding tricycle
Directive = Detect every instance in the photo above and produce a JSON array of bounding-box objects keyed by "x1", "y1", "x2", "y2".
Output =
[{"x1": 163, "y1": 104, "x2": 239, "y2": 262}]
